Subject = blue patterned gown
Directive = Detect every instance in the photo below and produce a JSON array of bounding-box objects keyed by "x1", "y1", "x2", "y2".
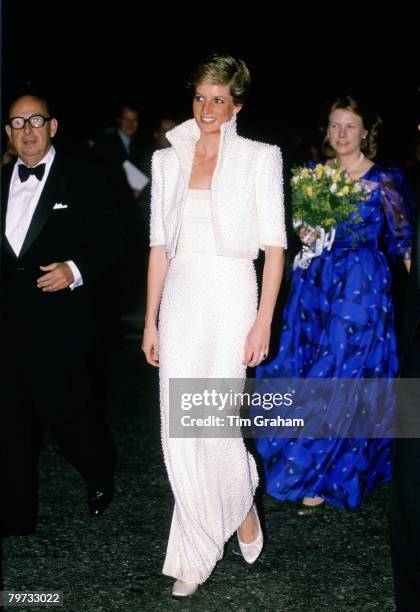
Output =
[{"x1": 255, "y1": 164, "x2": 414, "y2": 509}]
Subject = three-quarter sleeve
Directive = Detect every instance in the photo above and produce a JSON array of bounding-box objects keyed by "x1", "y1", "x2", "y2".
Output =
[
  {"x1": 379, "y1": 168, "x2": 415, "y2": 260},
  {"x1": 256, "y1": 145, "x2": 287, "y2": 250},
  {"x1": 149, "y1": 151, "x2": 166, "y2": 247}
]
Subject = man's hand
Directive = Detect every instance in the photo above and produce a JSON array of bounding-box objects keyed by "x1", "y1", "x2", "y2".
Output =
[{"x1": 37, "y1": 263, "x2": 74, "y2": 292}]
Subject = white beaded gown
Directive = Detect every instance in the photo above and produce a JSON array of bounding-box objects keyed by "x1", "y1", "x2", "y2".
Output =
[{"x1": 159, "y1": 189, "x2": 259, "y2": 584}]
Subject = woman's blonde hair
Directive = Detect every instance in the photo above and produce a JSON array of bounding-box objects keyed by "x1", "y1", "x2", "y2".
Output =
[{"x1": 187, "y1": 54, "x2": 251, "y2": 105}]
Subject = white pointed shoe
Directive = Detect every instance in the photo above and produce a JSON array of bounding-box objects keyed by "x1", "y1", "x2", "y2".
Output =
[
  {"x1": 171, "y1": 580, "x2": 199, "y2": 597},
  {"x1": 237, "y1": 505, "x2": 264, "y2": 564}
]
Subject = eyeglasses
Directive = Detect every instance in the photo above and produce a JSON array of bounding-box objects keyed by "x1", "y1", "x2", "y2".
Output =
[{"x1": 8, "y1": 114, "x2": 52, "y2": 129}]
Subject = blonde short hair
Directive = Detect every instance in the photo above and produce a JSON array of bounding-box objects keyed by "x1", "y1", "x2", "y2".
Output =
[{"x1": 188, "y1": 54, "x2": 251, "y2": 105}]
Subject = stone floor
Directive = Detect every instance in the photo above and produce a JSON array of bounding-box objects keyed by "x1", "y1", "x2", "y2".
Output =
[{"x1": 2, "y1": 340, "x2": 396, "y2": 611}]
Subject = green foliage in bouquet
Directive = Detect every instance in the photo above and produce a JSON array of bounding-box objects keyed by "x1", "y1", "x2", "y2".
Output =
[{"x1": 291, "y1": 162, "x2": 365, "y2": 229}]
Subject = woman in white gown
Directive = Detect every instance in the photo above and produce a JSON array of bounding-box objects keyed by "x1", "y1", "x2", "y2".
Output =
[{"x1": 142, "y1": 54, "x2": 287, "y2": 597}]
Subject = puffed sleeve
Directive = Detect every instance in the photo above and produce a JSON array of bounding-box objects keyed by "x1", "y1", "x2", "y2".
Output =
[
  {"x1": 256, "y1": 145, "x2": 287, "y2": 250},
  {"x1": 149, "y1": 151, "x2": 166, "y2": 247},
  {"x1": 379, "y1": 167, "x2": 415, "y2": 260}
]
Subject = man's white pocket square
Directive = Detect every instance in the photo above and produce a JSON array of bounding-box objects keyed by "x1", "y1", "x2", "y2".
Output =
[{"x1": 53, "y1": 203, "x2": 68, "y2": 210}]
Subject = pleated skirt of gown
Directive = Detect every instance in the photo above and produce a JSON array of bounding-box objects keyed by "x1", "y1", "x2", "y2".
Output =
[{"x1": 159, "y1": 189, "x2": 259, "y2": 583}]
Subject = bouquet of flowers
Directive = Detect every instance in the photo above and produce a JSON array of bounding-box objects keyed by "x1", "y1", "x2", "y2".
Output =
[{"x1": 291, "y1": 162, "x2": 368, "y2": 269}]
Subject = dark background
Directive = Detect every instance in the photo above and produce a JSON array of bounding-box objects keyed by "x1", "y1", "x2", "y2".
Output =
[{"x1": 2, "y1": 2, "x2": 419, "y2": 164}]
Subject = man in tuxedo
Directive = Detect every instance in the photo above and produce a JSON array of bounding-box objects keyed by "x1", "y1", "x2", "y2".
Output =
[
  {"x1": 94, "y1": 103, "x2": 151, "y2": 322},
  {"x1": 390, "y1": 207, "x2": 420, "y2": 610},
  {"x1": 94, "y1": 103, "x2": 150, "y2": 207},
  {"x1": 0, "y1": 94, "x2": 124, "y2": 536}
]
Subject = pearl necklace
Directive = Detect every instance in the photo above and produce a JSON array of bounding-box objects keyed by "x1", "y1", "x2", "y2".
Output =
[{"x1": 335, "y1": 152, "x2": 365, "y2": 173}]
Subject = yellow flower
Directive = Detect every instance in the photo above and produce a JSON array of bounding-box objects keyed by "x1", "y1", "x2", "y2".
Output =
[{"x1": 291, "y1": 160, "x2": 364, "y2": 231}]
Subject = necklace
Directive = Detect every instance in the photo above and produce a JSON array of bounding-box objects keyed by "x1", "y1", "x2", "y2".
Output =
[{"x1": 335, "y1": 152, "x2": 365, "y2": 173}]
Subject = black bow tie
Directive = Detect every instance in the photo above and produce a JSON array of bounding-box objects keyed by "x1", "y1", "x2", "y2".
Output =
[{"x1": 18, "y1": 163, "x2": 46, "y2": 183}]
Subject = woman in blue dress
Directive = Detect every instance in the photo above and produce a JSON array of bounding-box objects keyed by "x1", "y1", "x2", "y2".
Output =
[{"x1": 255, "y1": 96, "x2": 414, "y2": 514}]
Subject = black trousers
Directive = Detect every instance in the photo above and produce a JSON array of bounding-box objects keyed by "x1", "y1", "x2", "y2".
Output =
[
  {"x1": 390, "y1": 340, "x2": 420, "y2": 611},
  {"x1": 0, "y1": 348, "x2": 116, "y2": 536}
]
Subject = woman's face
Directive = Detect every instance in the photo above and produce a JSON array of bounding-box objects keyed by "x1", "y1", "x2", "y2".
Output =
[
  {"x1": 327, "y1": 109, "x2": 368, "y2": 156},
  {"x1": 193, "y1": 82, "x2": 241, "y2": 134}
]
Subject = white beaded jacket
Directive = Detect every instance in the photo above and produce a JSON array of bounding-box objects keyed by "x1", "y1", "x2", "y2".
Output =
[{"x1": 149, "y1": 114, "x2": 287, "y2": 260}]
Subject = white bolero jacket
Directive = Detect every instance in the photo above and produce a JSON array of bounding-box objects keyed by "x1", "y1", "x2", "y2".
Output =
[{"x1": 149, "y1": 114, "x2": 287, "y2": 260}]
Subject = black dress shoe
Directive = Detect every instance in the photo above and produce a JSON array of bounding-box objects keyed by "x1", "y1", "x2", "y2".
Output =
[{"x1": 87, "y1": 485, "x2": 113, "y2": 517}]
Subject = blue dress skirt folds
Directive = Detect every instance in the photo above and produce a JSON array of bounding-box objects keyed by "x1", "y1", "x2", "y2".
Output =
[{"x1": 255, "y1": 164, "x2": 414, "y2": 509}]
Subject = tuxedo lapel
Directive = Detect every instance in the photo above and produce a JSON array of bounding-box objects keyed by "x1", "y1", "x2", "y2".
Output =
[
  {"x1": 18, "y1": 154, "x2": 66, "y2": 258},
  {"x1": 1, "y1": 160, "x2": 14, "y2": 213},
  {"x1": 1, "y1": 160, "x2": 18, "y2": 258}
]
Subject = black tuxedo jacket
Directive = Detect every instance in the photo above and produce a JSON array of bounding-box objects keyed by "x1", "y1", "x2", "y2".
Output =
[
  {"x1": 94, "y1": 129, "x2": 150, "y2": 173},
  {"x1": 0, "y1": 151, "x2": 124, "y2": 354},
  {"x1": 93, "y1": 130, "x2": 152, "y2": 221}
]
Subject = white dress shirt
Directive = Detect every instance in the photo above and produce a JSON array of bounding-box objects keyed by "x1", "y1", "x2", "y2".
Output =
[{"x1": 5, "y1": 146, "x2": 82, "y2": 289}]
